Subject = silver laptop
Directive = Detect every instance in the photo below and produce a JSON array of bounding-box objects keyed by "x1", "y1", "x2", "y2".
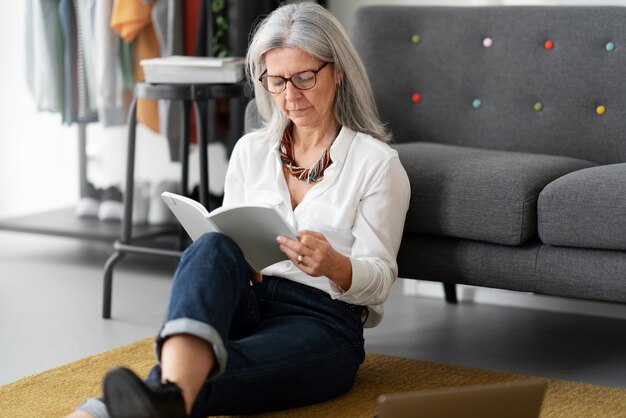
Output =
[{"x1": 377, "y1": 379, "x2": 547, "y2": 418}]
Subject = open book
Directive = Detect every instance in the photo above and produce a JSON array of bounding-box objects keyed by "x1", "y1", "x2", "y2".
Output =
[{"x1": 161, "y1": 192, "x2": 297, "y2": 271}]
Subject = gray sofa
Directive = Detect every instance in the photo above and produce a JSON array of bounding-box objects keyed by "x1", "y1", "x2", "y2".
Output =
[{"x1": 351, "y1": 6, "x2": 626, "y2": 304}]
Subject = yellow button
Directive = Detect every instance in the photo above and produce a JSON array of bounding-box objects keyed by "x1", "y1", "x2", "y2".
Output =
[
  {"x1": 596, "y1": 105, "x2": 606, "y2": 115},
  {"x1": 411, "y1": 34, "x2": 421, "y2": 44},
  {"x1": 534, "y1": 102, "x2": 543, "y2": 112}
]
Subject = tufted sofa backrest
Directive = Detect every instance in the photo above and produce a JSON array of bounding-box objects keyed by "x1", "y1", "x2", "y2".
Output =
[{"x1": 352, "y1": 6, "x2": 626, "y2": 164}]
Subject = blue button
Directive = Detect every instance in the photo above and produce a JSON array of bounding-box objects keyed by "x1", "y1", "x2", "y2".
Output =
[
  {"x1": 606, "y1": 41, "x2": 615, "y2": 52},
  {"x1": 472, "y1": 99, "x2": 482, "y2": 109}
]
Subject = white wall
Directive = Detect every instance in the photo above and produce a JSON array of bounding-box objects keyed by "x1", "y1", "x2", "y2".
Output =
[{"x1": 0, "y1": 2, "x2": 78, "y2": 218}]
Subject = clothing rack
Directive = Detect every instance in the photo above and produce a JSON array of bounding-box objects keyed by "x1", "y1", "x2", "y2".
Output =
[{"x1": 0, "y1": 0, "x2": 269, "y2": 242}]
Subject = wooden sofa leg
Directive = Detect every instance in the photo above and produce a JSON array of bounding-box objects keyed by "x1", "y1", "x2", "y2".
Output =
[{"x1": 443, "y1": 283, "x2": 458, "y2": 304}]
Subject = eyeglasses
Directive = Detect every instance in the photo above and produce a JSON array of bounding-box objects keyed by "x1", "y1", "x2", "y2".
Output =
[{"x1": 258, "y1": 62, "x2": 330, "y2": 94}]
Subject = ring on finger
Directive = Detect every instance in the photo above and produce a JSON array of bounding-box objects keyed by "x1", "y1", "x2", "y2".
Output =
[{"x1": 297, "y1": 254, "x2": 303, "y2": 264}]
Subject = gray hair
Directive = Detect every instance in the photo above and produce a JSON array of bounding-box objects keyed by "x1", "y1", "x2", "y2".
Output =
[{"x1": 245, "y1": 2, "x2": 391, "y2": 142}]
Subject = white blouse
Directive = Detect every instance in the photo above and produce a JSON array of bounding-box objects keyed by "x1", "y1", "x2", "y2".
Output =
[{"x1": 223, "y1": 127, "x2": 410, "y2": 327}]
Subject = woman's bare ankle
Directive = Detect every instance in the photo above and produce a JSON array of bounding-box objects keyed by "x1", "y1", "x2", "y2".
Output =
[{"x1": 161, "y1": 334, "x2": 216, "y2": 414}]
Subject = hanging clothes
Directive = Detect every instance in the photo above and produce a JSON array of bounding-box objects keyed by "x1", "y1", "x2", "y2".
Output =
[
  {"x1": 111, "y1": 0, "x2": 160, "y2": 133},
  {"x1": 25, "y1": 0, "x2": 64, "y2": 114},
  {"x1": 184, "y1": 0, "x2": 203, "y2": 57},
  {"x1": 55, "y1": 0, "x2": 99, "y2": 124},
  {"x1": 183, "y1": 0, "x2": 203, "y2": 149},
  {"x1": 58, "y1": 0, "x2": 78, "y2": 124},
  {"x1": 27, "y1": 0, "x2": 134, "y2": 126},
  {"x1": 73, "y1": 0, "x2": 98, "y2": 122},
  {"x1": 152, "y1": 0, "x2": 185, "y2": 162},
  {"x1": 94, "y1": 0, "x2": 131, "y2": 126},
  {"x1": 25, "y1": 0, "x2": 271, "y2": 155}
]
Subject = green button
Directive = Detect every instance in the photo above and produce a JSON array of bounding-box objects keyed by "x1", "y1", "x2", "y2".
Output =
[
  {"x1": 411, "y1": 34, "x2": 421, "y2": 44},
  {"x1": 534, "y1": 102, "x2": 543, "y2": 112}
]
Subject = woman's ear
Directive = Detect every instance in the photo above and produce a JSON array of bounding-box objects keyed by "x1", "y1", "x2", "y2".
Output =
[{"x1": 335, "y1": 66, "x2": 344, "y2": 86}]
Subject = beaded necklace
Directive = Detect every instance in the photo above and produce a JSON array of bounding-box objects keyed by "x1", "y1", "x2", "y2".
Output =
[{"x1": 279, "y1": 125, "x2": 338, "y2": 183}]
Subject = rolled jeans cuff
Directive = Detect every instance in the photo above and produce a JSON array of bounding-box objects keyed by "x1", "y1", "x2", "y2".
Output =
[
  {"x1": 78, "y1": 398, "x2": 110, "y2": 418},
  {"x1": 156, "y1": 318, "x2": 227, "y2": 382}
]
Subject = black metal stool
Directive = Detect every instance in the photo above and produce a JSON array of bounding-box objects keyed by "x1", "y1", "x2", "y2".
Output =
[{"x1": 102, "y1": 82, "x2": 245, "y2": 319}]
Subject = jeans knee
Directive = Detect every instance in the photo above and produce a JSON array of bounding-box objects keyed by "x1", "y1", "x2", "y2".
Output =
[
  {"x1": 195, "y1": 231, "x2": 225, "y2": 247},
  {"x1": 196, "y1": 232, "x2": 237, "y2": 251},
  {"x1": 182, "y1": 232, "x2": 248, "y2": 279},
  {"x1": 188, "y1": 232, "x2": 240, "y2": 260}
]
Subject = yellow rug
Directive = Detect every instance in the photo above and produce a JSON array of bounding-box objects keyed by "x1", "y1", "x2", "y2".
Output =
[{"x1": 1, "y1": 338, "x2": 624, "y2": 417}]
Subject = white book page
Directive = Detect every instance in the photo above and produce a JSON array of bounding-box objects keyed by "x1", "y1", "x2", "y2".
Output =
[
  {"x1": 208, "y1": 205, "x2": 297, "y2": 271},
  {"x1": 161, "y1": 192, "x2": 218, "y2": 241},
  {"x1": 161, "y1": 192, "x2": 297, "y2": 271}
]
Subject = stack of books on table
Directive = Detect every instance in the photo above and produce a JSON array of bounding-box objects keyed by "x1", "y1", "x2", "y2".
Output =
[{"x1": 141, "y1": 56, "x2": 245, "y2": 84}]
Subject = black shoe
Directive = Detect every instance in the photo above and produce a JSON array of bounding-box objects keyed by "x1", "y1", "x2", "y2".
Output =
[{"x1": 103, "y1": 367, "x2": 187, "y2": 418}]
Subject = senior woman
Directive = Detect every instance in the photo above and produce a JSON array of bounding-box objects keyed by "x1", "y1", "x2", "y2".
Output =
[{"x1": 70, "y1": 3, "x2": 409, "y2": 418}]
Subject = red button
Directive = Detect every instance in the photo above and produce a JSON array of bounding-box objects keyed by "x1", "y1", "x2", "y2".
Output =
[
  {"x1": 544, "y1": 39, "x2": 554, "y2": 50},
  {"x1": 412, "y1": 93, "x2": 422, "y2": 103}
]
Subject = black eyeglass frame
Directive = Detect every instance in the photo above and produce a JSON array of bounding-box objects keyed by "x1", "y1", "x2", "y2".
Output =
[{"x1": 258, "y1": 62, "x2": 330, "y2": 94}]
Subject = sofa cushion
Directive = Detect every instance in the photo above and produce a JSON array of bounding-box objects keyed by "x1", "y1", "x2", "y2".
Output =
[
  {"x1": 392, "y1": 143, "x2": 595, "y2": 245},
  {"x1": 538, "y1": 163, "x2": 626, "y2": 250}
]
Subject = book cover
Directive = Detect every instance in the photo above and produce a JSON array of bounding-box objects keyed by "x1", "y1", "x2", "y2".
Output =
[
  {"x1": 161, "y1": 192, "x2": 297, "y2": 271},
  {"x1": 141, "y1": 56, "x2": 244, "y2": 68},
  {"x1": 141, "y1": 56, "x2": 245, "y2": 84}
]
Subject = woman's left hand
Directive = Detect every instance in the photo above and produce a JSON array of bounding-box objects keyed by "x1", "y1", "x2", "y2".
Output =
[{"x1": 276, "y1": 231, "x2": 352, "y2": 290}]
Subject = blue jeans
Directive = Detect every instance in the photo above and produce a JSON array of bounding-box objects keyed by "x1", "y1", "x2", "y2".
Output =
[{"x1": 148, "y1": 233, "x2": 365, "y2": 416}]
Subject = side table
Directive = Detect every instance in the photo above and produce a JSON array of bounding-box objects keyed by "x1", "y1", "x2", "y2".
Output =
[{"x1": 102, "y1": 82, "x2": 245, "y2": 319}]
